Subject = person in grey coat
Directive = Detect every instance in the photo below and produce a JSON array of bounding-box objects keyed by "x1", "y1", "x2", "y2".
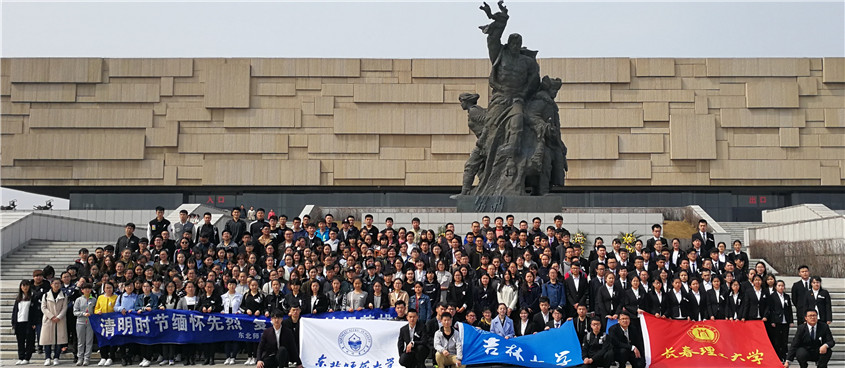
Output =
[
  {"x1": 72, "y1": 284, "x2": 96, "y2": 366},
  {"x1": 433, "y1": 313, "x2": 463, "y2": 368}
]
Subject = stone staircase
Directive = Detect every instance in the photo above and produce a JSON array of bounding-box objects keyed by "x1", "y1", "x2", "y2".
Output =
[
  {"x1": 1, "y1": 241, "x2": 103, "y2": 280},
  {"x1": 720, "y1": 221, "x2": 760, "y2": 245},
  {"x1": 0, "y1": 241, "x2": 843, "y2": 366}
]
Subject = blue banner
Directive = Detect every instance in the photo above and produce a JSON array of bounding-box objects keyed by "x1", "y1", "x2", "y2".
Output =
[
  {"x1": 89, "y1": 308, "x2": 397, "y2": 346},
  {"x1": 460, "y1": 320, "x2": 583, "y2": 368}
]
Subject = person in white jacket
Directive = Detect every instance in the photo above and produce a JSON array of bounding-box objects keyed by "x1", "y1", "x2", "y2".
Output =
[{"x1": 220, "y1": 280, "x2": 243, "y2": 365}]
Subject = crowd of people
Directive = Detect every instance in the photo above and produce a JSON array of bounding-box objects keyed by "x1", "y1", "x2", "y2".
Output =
[{"x1": 10, "y1": 206, "x2": 836, "y2": 368}]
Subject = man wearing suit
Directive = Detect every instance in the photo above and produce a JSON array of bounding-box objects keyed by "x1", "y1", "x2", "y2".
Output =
[
  {"x1": 532, "y1": 297, "x2": 552, "y2": 328},
  {"x1": 691, "y1": 219, "x2": 715, "y2": 255},
  {"x1": 256, "y1": 310, "x2": 302, "y2": 368},
  {"x1": 645, "y1": 224, "x2": 668, "y2": 254},
  {"x1": 791, "y1": 265, "x2": 812, "y2": 323},
  {"x1": 785, "y1": 310, "x2": 835, "y2": 368},
  {"x1": 398, "y1": 309, "x2": 429, "y2": 368},
  {"x1": 338, "y1": 220, "x2": 359, "y2": 244},
  {"x1": 726, "y1": 240, "x2": 749, "y2": 274},
  {"x1": 545, "y1": 307, "x2": 566, "y2": 330},
  {"x1": 565, "y1": 263, "x2": 589, "y2": 318},
  {"x1": 608, "y1": 312, "x2": 645, "y2": 368}
]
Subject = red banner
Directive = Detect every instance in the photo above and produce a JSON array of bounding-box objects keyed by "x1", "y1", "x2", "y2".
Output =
[{"x1": 640, "y1": 313, "x2": 780, "y2": 368}]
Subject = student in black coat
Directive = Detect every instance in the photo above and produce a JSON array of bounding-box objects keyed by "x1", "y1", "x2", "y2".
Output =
[
  {"x1": 805, "y1": 276, "x2": 833, "y2": 325},
  {"x1": 581, "y1": 317, "x2": 613, "y2": 368},
  {"x1": 706, "y1": 277, "x2": 729, "y2": 319},
  {"x1": 570, "y1": 305, "x2": 591, "y2": 343},
  {"x1": 564, "y1": 263, "x2": 589, "y2": 318},
  {"x1": 608, "y1": 313, "x2": 644, "y2": 368},
  {"x1": 645, "y1": 279, "x2": 667, "y2": 317},
  {"x1": 687, "y1": 279, "x2": 709, "y2": 321},
  {"x1": 622, "y1": 276, "x2": 648, "y2": 317},
  {"x1": 198, "y1": 282, "x2": 223, "y2": 365},
  {"x1": 786, "y1": 310, "x2": 835, "y2": 368},
  {"x1": 514, "y1": 308, "x2": 540, "y2": 337},
  {"x1": 595, "y1": 273, "x2": 623, "y2": 325},
  {"x1": 767, "y1": 280, "x2": 794, "y2": 362},
  {"x1": 664, "y1": 278, "x2": 691, "y2": 320},
  {"x1": 791, "y1": 265, "x2": 812, "y2": 324},
  {"x1": 256, "y1": 310, "x2": 302, "y2": 368},
  {"x1": 365, "y1": 282, "x2": 390, "y2": 311},
  {"x1": 303, "y1": 281, "x2": 329, "y2": 315},
  {"x1": 743, "y1": 275, "x2": 768, "y2": 321},
  {"x1": 397, "y1": 309, "x2": 429, "y2": 368},
  {"x1": 282, "y1": 306, "x2": 302, "y2": 349},
  {"x1": 725, "y1": 280, "x2": 746, "y2": 320}
]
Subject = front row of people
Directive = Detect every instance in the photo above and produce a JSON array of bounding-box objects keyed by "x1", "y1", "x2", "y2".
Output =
[{"x1": 393, "y1": 307, "x2": 835, "y2": 368}]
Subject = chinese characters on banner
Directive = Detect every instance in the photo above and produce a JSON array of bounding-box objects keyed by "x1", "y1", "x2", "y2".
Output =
[
  {"x1": 460, "y1": 320, "x2": 583, "y2": 368},
  {"x1": 300, "y1": 318, "x2": 406, "y2": 368},
  {"x1": 89, "y1": 308, "x2": 397, "y2": 346},
  {"x1": 640, "y1": 312, "x2": 781, "y2": 368}
]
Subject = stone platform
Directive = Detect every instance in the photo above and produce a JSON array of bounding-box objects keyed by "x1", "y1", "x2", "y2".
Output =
[{"x1": 454, "y1": 195, "x2": 564, "y2": 213}]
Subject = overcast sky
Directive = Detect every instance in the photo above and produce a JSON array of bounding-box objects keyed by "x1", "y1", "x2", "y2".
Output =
[
  {"x1": 2, "y1": 1, "x2": 844, "y2": 58},
  {"x1": 0, "y1": 1, "x2": 842, "y2": 208}
]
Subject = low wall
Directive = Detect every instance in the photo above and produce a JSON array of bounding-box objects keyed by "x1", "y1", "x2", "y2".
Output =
[
  {"x1": 749, "y1": 238, "x2": 845, "y2": 278},
  {"x1": 1, "y1": 212, "x2": 127, "y2": 257},
  {"x1": 747, "y1": 216, "x2": 845, "y2": 242},
  {"x1": 761, "y1": 204, "x2": 841, "y2": 223}
]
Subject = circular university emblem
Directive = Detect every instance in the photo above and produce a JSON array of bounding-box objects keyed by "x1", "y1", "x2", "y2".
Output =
[
  {"x1": 338, "y1": 328, "x2": 373, "y2": 356},
  {"x1": 687, "y1": 325, "x2": 720, "y2": 344}
]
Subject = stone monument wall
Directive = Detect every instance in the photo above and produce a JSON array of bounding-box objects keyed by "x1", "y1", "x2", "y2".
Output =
[{"x1": 1, "y1": 57, "x2": 844, "y2": 188}]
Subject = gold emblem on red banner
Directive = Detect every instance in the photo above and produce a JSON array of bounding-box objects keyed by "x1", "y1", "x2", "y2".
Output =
[{"x1": 687, "y1": 325, "x2": 720, "y2": 343}]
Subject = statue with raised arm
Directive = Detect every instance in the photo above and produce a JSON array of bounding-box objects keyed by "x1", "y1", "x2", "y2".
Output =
[{"x1": 457, "y1": 1, "x2": 566, "y2": 198}]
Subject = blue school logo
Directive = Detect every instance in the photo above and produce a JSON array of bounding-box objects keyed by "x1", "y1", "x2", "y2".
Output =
[{"x1": 337, "y1": 328, "x2": 373, "y2": 356}]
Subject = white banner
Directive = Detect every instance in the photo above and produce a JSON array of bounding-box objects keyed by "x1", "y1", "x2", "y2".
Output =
[{"x1": 300, "y1": 317, "x2": 406, "y2": 368}]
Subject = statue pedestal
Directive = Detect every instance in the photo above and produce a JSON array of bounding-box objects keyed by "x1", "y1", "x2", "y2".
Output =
[{"x1": 455, "y1": 195, "x2": 563, "y2": 213}]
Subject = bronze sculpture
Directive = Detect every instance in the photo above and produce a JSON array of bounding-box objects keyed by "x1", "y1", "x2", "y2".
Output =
[{"x1": 458, "y1": 1, "x2": 568, "y2": 197}]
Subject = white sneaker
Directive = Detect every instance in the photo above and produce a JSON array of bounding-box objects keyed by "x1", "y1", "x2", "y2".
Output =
[
  {"x1": 98, "y1": 359, "x2": 106, "y2": 366},
  {"x1": 105, "y1": 359, "x2": 113, "y2": 366},
  {"x1": 16, "y1": 360, "x2": 23, "y2": 365},
  {"x1": 53, "y1": 359, "x2": 60, "y2": 366},
  {"x1": 45, "y1": 359, "x2": 52, "y2": 366},
  {"x1": 140, "y1": 359, "x2": 151, "y2": 367},
  {"x1": 23, "y1": 361, "x2": 31, "y2": 365}
]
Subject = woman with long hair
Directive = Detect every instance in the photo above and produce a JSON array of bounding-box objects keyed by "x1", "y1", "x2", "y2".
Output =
[
  {"x1": 40, "y1": 279, "x2": 68, "y2": 366},
  {"x1": 158, "y1": 282, "x2": 180, "y2": 366},
  {"x1": 175, "y1": 282, "x2": 199, "y2": 365},
  {"x1": 13, "y1": 280, "x2": 37, "y2": 365},
  {"x1": 239, "y1": 279, "x2": 264, "y2": 365},
  {"x1": 497, "y1": 271, "x2": 518, "y2": 321},
  {"x1": 197, "y1": 281, "x2": 222, "y2": 365},
  {"x1": 518, "y1": 272, "x2": 541, "y2": 317},
  {"x1": 447, "y1": 270, "x2": 472, "y2": 322},
  {"x1": 94, "y1": 282, "x2": 117, "y2": 366}
]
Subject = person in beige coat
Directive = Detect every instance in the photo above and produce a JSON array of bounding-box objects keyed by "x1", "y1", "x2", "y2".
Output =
[{"x1": 40, "y1": 279, "x2": 68, "y2": 366}]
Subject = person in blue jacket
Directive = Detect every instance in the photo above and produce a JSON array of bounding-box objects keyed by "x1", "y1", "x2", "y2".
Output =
[
  {"x1": 490, "y1": 303, "x2": 515, "y2": 339},
  {"x1": 542, "y1": 268, "x2": 566, "y2": 311},
  {"x1": 409, "y1": 282, "x2": 432, "y2": 323},
  {"x1": 133, "y1": 281, "x2": 159, "y2": 367},
  {"x1": 114, "y1": 283, "x2": 139, "y2": 367}
]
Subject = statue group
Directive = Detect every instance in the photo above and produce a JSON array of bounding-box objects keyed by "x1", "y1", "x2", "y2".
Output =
[{"x1": 459, "y1": 1, "x2": 568, "y2": 197}]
